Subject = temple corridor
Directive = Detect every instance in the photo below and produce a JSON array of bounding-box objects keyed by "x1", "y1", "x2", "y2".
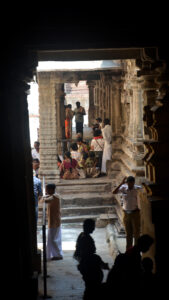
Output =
[{"x1": 1, "y1": 16, "x2": 169, "y2": 298}]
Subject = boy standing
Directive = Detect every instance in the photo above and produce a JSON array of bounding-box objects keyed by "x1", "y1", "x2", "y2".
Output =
[
  {"x1": 40, "y1": 183, "x2": 63, "y2": 260},
  {"x1": 113, "y1": 176, "x2": 141, "y2": 250}
]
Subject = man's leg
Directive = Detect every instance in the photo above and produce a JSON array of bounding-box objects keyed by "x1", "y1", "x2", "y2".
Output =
[
  {"x1": 131, "y1": 210, "x2": 141, "y2": 245},
  {"x1": 47, "y1": 227, "x2": 63, "y2": 259},
  {"x1": 123, "y1": 212, "x2": 133, "y2": 250}
]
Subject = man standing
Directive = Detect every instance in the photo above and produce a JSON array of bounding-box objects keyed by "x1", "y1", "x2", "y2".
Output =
[
  {"x1": 32, "y1": 141, "x2": 40, "y2": 161},
  {"x1": 33, "y1": 170, "x2": 42, "y2": 222},
  {"x1": 101, "y1": 119, "x2": 112, "y2": 174},
  {"x1": 65, "y1": 104, "x2": 74, "y2": 139},
  {"x1": 113, "y1": 176, "x2": 141, "y2": 250},
  {"x1": 74, "y1": 101, "x2": 86, "y2": 138},
  {"x1": 40, "y1": 184, "x2": 63, "y2": 260}
]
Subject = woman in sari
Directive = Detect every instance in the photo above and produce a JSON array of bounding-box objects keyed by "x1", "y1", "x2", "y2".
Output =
[
  {"x1": 60, "y1": 151, "x2": 79, "y2": 180},
  {"x1": 65, "y1": 104, "x2": 74, "y2": 139}
]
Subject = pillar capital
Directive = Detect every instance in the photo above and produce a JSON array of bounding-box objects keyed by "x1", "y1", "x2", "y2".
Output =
[{"x1": 86, "y1": 80, "x2": 96, "y2": 88}]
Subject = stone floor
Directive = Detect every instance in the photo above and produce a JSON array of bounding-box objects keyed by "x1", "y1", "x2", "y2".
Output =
[{"x1": 37, "y1": 226, "x2": 118, "y2": 299}]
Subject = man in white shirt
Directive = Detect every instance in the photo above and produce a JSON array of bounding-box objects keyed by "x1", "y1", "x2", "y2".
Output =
[
  {"x1": 32, "y1": 141, "x2": 40, "y2": 161},
  {"x1": 113, "y1": 176, "x2": 141, "y2": 250}
]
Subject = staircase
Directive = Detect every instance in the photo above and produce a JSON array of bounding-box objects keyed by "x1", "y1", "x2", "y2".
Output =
[{"x1": 38, "y1": 177, "x2": 117, "y2": 227}]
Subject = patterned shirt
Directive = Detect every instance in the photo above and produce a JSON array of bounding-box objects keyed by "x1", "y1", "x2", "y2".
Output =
[{"x1": 33, "y1": 176, "x2": 42, "y2": 207}]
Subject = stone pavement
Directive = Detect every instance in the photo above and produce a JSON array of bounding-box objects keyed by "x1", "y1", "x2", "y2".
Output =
[{"x1": 37, "y1": 226, "x2": 115, "y2": 299}]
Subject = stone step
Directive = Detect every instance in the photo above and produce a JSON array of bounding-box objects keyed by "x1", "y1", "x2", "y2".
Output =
[
  {"x1": 61, "y1": 214, "x2": 103, "y2": 223},
  {"x1": 61, "y1": 205, "x2": 115, "y2": 216},
  {"x1": 60, "y1": 192, "x2": 115, "y2": 207},
  {"x1": 56, "y1": 183, "x2": 112, "y2": 194},
  {"x1": 61, "y1": 214, "x2": 117, "y2": 224}
]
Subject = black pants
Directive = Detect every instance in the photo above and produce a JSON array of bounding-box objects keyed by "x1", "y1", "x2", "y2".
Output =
[
  {"x1": 94, "y1": 151, "x2": 103, "y2": 170},
  {"x1": 76, "y1": 122, "x2": 83, "y2": 135}
]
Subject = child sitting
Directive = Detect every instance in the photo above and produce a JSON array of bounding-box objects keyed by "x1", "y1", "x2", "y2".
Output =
[{"x1": 85, "y1": 151, "x2": 100, "y2": 178}]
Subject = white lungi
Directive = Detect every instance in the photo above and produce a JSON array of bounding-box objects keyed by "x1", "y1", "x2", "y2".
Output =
[{"x1": 47, "y1": 226, "x2": 63, "y2": 259}]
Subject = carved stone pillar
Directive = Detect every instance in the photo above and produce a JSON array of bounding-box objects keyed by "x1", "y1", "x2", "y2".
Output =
[
  {"x1": 55, "y1": 83, "x2": 66, "y2": 154},
  {"x1": 38, "y1": 73, "x2": 60, "y2": 183},
  {"x1": 112, "y1": 79, "x2": 122, "y2": 135},
  {"x1": 137, "y1": 49, "x2": 169, "y2": 276},
  {"x1": 87, "y1": 80, "x2": 96, "y2": 126}
]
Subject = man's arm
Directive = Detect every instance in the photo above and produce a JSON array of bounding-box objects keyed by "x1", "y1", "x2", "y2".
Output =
[
  {"x1": 39, "y1": 195, "x2": 54, "y2": 204},
  {"x1": 112, "y1": 177, "x2": 127, "y2": 194}
]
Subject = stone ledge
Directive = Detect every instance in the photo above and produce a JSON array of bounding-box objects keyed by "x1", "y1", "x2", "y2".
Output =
[{"x1": 106, "y1": 224, "x2": 126, "y2": 259}]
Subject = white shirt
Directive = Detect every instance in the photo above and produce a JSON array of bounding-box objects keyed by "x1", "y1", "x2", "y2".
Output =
[
  {"x1": 102, "y1": 125, "x2": 112, "y2": 144},
  {"x1": 91, "y1": 138, "x2": 104, "y2": 151},
  {"x1": 32, "y1": 149, "x2": 40, "y2": 160},
  {"x1": 119, "y1": 184, "x2": 141, "y2": 211}
]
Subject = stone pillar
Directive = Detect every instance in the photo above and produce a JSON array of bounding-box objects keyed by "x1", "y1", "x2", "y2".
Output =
[
  {"x1": 136, "y1": 84, "x2": 144, "y2": 140},
  {"x1": 137, "y1": 49, "x2": 169, "y2": 276},
  {"x1": 112, "y1": 79, "x2": 122, "y2": 135},
  {"x1": 87, "y1": 80, "x2": 96, "y2": 126},
  {"x1": 131, "y1": 77, "x2": 144, "y2": 141},
  {"x1": 38, "y1": 73, "x2": 60, "y2": 184},
  {"x1": 55, "y1": 83, "x2": 66, "y2": 155}
]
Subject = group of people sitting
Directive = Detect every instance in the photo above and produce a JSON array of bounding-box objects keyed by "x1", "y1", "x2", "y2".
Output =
[
  {"x1": 58, "y1": 139, "x2": 101, "y2": 179},
  {"x1": 74, "y1": 219, "x2": 156, "y2": 300},
  {"x1": 58, "y1": 117, "x2": 112, "y2": 180}
]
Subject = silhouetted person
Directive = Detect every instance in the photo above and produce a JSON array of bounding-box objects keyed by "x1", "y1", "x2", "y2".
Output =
[
  {"x1": 141, "y1": 257, "x2": 156, "y2": 297},
  {"x1": 73, "y1": 219, "x2": 96, "y2": 262},
  {"x1": 80, "y1": 253, "x2": 109, "y2": 300},
  {"x1": 125, "y1": 234, "x2": 154, "y2": 292},
  {"x1": 74, "y1": 219, "x2": 109, "y2": 300},
  {"x1": 106, "y1": 253, "x2": 131, "y2": 298}
]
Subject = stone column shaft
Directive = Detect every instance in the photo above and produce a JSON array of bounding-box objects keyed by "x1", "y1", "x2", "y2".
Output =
[
  {"x1": 38, "y1": 74, "x2": 60, "y2": 183},
  {"x1": 87, "y1": 81, "x2": 96, "y2": 127}
]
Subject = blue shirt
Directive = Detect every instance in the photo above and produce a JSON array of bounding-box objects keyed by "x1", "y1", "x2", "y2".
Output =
[{"x1": 33, "y1": 176, "x2": 42, "y2": 207}]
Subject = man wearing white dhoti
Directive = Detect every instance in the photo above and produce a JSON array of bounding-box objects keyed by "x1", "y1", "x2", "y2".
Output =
[
  {"x1": 40, "y1": 183, "x2": 63, "y2": 261},
  {"x1": 101, "y1": 119, "x2": 112, "y2": 174}
]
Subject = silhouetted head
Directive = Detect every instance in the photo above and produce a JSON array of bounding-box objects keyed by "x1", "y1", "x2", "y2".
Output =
[
  {"x1": 34, "y1": 141, "x2": 40, "y2": 151},
  {"x1": 142, "y1": 257, "x2": 153, "y2": 273},
  {"x1": 127, "y1": 176, "x2": 135, "y2": 190},
  {"x1": 67, "y1": 104, "x2": 72, "y2": 109},
  {"x1": 104, "y1": 118, "x2": 110, "y2": 126},
  {"x1": 70, "y1": 143, "x2": 78, "y2": 151},
  {"x1": 113, "y1": 253, "x2": 130, "y2": 271},
  {"x1": 137, "y1": 235, "x2": 154, "y2": 253},
  {"x1": 77, "y1": 137, "x2": 83, "y2": 145},
  {"x1": 83, "y1": 219, "x2": 95, "y2": 234},
  {"x1": 76, "y1": 101, "x2": 80, "y2": 108},
  {"x1": 64, "y1": 151, "x2": 71, "y2": 159},
  {"x1": 96, "y1": 117, "x2": 102, "y2": 123},
  {"x1": 94, "y1": 129, "x2": 102, "y2": 137},
  {"x1": 46, "y1": 183, "x2": 56, "y2": 195}
]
